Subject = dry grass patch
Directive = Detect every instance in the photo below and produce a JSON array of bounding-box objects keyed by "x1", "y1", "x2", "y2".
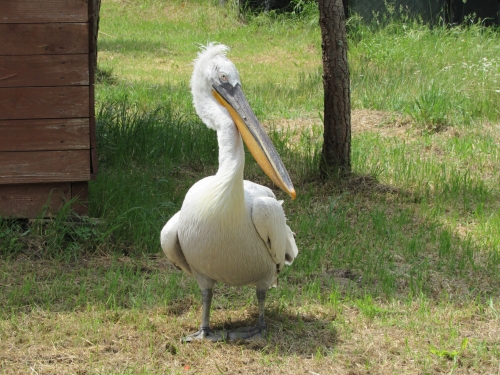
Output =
[
  {"x1": 1, "y1": 272, "x2": 499, "y2": 375},
  {"x1": 265, "y1": 109, "x2": 414, "y2": 136}
]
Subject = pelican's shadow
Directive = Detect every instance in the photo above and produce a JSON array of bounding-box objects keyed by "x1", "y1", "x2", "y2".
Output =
[{"x1": 208, "y1": 305, "x2": 339, "y2": 355}]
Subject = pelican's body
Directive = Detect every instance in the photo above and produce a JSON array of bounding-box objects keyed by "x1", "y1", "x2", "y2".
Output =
[{"x1": 161, "y1": 43, "x2": 297, "y2": 341}]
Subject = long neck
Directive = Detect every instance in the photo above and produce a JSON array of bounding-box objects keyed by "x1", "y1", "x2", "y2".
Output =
[
  {"x1": 206, "y1": 121, "x2": 245, "y2": 214},
  {"x1": 217, "y1": 122, "x2": 244, "y2": 182}
]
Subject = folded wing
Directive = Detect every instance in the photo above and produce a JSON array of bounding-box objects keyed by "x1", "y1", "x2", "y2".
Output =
[
  {"x1": 160, "y1": 212, "x2": 192, "y2": 276},
  {"x1": 246, "y1": 181, "x2": 298, "y2": 273}
]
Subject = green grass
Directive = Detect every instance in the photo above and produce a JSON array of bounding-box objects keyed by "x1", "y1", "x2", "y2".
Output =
[
  {"x1": 348, "y1": 20, "x2": 500, "y2": 127},
  {"x1": 1, "y1": 0, "x2": 500, "y2": 374}
]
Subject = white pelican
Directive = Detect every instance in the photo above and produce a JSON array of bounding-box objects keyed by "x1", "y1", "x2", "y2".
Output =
[{"x1": 161, "y1": 43, "x2": 298, "y2": 342}]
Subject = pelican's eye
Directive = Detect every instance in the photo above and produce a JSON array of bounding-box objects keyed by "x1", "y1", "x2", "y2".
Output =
[{"x1": 219, "y1": 72, "x2": 228, "y2": 83}]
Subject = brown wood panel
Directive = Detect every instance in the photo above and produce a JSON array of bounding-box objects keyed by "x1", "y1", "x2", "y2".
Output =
[
  {"x1": 0, "y1": 23, "x2": 88, "y2": 56},
  {"x1": 0, "y1": 118, "x2": 90, "y2": 152},
  {"x1": 0, "y1": 86, "x2": 89, "y2": 120},
  {"x1": 0, "y1": 55, "x2": 88, "y2": 87},
  {"x1": 0, "y1": 182, "x2": 71, "y2": 218},
  {"x1": 0, "y1": 150, "x2": 90, "y2": 184},
  {"x1": 0, "y1": 0, "x2": 88, "y2": 24}
]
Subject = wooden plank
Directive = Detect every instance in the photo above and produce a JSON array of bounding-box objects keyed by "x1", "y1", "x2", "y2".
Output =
[
  {"x1": 0, "y1": 55, "x2": 89, "y2": 87},
  {"x1": 0, "y1": 118, "x2": 90, "y2": 151},
  {"x1": 0, "y1": 86, "x2": 89, "y2": 120},
  {"x1": 0, "y1": 182, "x2": 71, "y2": 218},
  {"x1": 0, "y1": 23, "x2": 88, "y2": 56},
  {"x1": 0, "y1": 150, "x2": 90, "y2": 184},
  {"x1": 0, "y1": 0, "x2": 88, "y2": 24}
]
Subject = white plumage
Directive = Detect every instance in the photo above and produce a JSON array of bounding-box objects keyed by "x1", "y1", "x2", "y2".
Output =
[{"x1": 161, "y1": 43, "x2": 297, "y2": 341}]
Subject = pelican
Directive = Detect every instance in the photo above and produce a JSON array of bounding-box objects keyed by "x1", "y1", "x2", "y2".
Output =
[{"x1": 161, "y1": 43, "x2": 298, "y2": 342}]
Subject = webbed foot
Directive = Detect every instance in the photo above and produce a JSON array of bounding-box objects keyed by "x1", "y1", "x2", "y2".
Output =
[
  {"x1": 181, "y1": 328, "x2": 227, "y2": 342},
  {"x1": 227, "y1": 325, "x2": 267, "y2": 341}
]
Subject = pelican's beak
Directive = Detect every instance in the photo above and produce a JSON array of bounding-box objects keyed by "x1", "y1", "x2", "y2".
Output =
[{"x1": 212, "y1": 82, "x2": 296, "y2": 200}]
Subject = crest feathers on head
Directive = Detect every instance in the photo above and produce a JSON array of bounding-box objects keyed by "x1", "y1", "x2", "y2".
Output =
[{"x1": 193, "y1": 42, "x2": 230, "y2": 67}]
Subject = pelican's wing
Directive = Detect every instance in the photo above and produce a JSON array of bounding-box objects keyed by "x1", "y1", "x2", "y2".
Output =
[
  {"x1": 246, "y1": 181, "x2": 298, "y2": 272},
  {"x1": 244, "y1": 180, "x2": 276, "y2": 199},
  {"x1": 160, "y1": 212, "x2": 192, "y2": 276}
]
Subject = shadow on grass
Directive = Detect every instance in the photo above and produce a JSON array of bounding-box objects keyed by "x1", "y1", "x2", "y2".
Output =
[
  {"x1": 291, "y1": 171, "x2": 500, "y2": 305},
  {"x1": 193, "y1": 305, "x2": 338, "y2": 356},
  {"x1": 1, "y1": 168, "x2": 498, "y2": 317}
]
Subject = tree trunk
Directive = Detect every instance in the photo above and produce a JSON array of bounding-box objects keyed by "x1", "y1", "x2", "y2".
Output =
[{"x1": 318, "y1": 0, "x2": 351, "y2": 178}]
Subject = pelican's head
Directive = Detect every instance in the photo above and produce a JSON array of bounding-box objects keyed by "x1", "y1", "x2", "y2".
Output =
[
  {"x1": 190, "y1": 43, "x2": 296, "y2": 200},
  {"x1": 191, "y1": 43, "x2": 239, "y2": 131}
]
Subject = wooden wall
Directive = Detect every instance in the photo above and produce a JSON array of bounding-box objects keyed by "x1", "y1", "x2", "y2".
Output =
[{"x1": 0, "y1": 0, "x2": 97, "y2": 218}]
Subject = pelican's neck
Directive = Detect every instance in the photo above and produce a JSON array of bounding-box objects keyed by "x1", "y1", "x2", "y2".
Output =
[
  {"x1": 212, "y1": 121, "x2": 245, "y2": 211},
  {"x1": 216, "y1": 121, "x2": 244, "y2": 184}
]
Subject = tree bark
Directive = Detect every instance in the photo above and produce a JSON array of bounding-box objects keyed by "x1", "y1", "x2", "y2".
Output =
[{"x1": 318, "y1": 0, "x2": 351, "y2": 178}]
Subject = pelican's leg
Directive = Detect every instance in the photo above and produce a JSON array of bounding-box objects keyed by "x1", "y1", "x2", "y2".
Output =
[
  {"x1": 182, "y1": 289, "x2": 226, "y2": 342},
  {"x1": 227, "y1": 288, "x2": 267, "y2": 341},
  {"x1": 200, "y1": 288, "x2": 212, "y2": 332},
  {"x1": 256, "y1": 288, "x2": 267, "y2": 336}
]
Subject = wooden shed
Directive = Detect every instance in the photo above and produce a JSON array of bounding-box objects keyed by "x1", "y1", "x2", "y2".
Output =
[{"x1": 0, "y1": 0, "x2": 98, "y2": 218}]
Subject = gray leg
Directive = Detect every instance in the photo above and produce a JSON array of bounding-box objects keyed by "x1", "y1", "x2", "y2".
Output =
[
  {"x1": 182, "y1": 286, "x2": 268, "y2": 342},
  {"x1": 200, "y1": 288, "x2": 212, "y2": 332},
  {"x1": 256, "y1": 288, "x2": 267, "y2": 334},
  {"x1": 227, "y1": 288, "x2": 267, "y2": 341},
  {"x1": 182, "y1": 289, "x2": 226, "y2": 342}
]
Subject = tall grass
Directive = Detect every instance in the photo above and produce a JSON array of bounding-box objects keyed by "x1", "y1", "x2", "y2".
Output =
[
  {"x1": 91, "y1": 101, "x2": 218, "y2": 252},
  {"x1": 348, "y1": 17, "x2": 500, "y2": 127},
  {"x1": 96, "y1": 101, "x2": 216, "y2": 167},
  {"x1": 97, "y1": 1, "x2": 500, "y2": 130}
]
